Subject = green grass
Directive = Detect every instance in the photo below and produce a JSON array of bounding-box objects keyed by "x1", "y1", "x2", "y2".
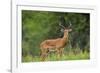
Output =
[{"x1": 22, "y1": 50, "x2": 90, "y2": 62}]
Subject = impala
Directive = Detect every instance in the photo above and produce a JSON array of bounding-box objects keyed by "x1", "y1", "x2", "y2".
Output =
[{"x1": 40, "y1": 23, "x2": 72, "y2": 61}]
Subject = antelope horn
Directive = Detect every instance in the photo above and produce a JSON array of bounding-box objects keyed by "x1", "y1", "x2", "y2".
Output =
[
  {"x1": 59, "y1": 22, "x2": 65, "y2": 29},
  {"x1": 69, "y1": 21, "x2": 72, "y2": 28}
]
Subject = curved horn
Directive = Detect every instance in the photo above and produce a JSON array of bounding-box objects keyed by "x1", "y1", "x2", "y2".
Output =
[
  {"x1": 59, "y1": 22, "x2": 65, "y2": 29},
  {"x1": 69, "y1": 21, "x2": 72, "y2": 28}
]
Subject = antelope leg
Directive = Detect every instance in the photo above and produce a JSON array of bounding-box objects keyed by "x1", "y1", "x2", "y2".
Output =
[{"x1": 56, "y1": 49, "x2": 60, "y2": 60}]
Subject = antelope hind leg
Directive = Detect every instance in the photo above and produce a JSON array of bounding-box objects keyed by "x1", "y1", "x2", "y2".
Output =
[{"x1": 40, "y1": 53, "x2": 47, "y2": 61}]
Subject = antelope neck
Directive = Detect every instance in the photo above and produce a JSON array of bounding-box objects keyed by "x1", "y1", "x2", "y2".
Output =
[{"x1": 63, "y1": 31, "x2": 68, "y2": 39}]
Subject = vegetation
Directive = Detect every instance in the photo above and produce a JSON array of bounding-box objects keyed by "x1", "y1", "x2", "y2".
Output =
[{"x1": 22, "y1": 10, "x2": 90, "y2": 62}]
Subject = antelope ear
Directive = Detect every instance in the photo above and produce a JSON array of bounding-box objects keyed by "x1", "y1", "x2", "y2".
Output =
[{"x1": 60, "y1": 29, "x2": 64, "y2": 32}]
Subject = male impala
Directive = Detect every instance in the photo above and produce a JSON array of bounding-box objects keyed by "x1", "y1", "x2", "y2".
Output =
[{"x1": 40, "y1": 24, "x2": 72, "y2": 61}]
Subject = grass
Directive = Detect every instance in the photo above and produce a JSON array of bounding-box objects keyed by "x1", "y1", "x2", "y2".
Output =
[{"x1": 22, "y1": 50, "x2": 90, "y2": 62}]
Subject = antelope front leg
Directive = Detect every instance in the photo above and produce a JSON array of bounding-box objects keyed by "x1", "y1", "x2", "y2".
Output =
[
  {"x1": 59, "y1": 48, "x2": 64, "y2": 57},
  {"x1": 56, "y1": 49, "x2": 61, "y2": 60},
  {"x1": 56, "y1": 48, "x2": 64, "y2": 60}
]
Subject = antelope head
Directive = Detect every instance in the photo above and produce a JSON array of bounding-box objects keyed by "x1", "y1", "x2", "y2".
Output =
[{"x1": 59, "y1": 21, "x2": 72, "y2": 33}]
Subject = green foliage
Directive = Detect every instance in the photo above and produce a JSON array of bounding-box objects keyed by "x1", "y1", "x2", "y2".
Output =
[{"x1": 22, "y1": 10, "x2": 90, "y2": 62}]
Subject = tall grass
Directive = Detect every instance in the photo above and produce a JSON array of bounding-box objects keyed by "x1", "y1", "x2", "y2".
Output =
[{"x1": 22, "y1": 49, "x2": 90, "y2": 62}]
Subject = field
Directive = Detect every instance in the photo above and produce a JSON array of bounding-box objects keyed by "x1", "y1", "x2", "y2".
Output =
[{"x1": 22, "y1": 49, "x2": 90, "y2": 62}]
